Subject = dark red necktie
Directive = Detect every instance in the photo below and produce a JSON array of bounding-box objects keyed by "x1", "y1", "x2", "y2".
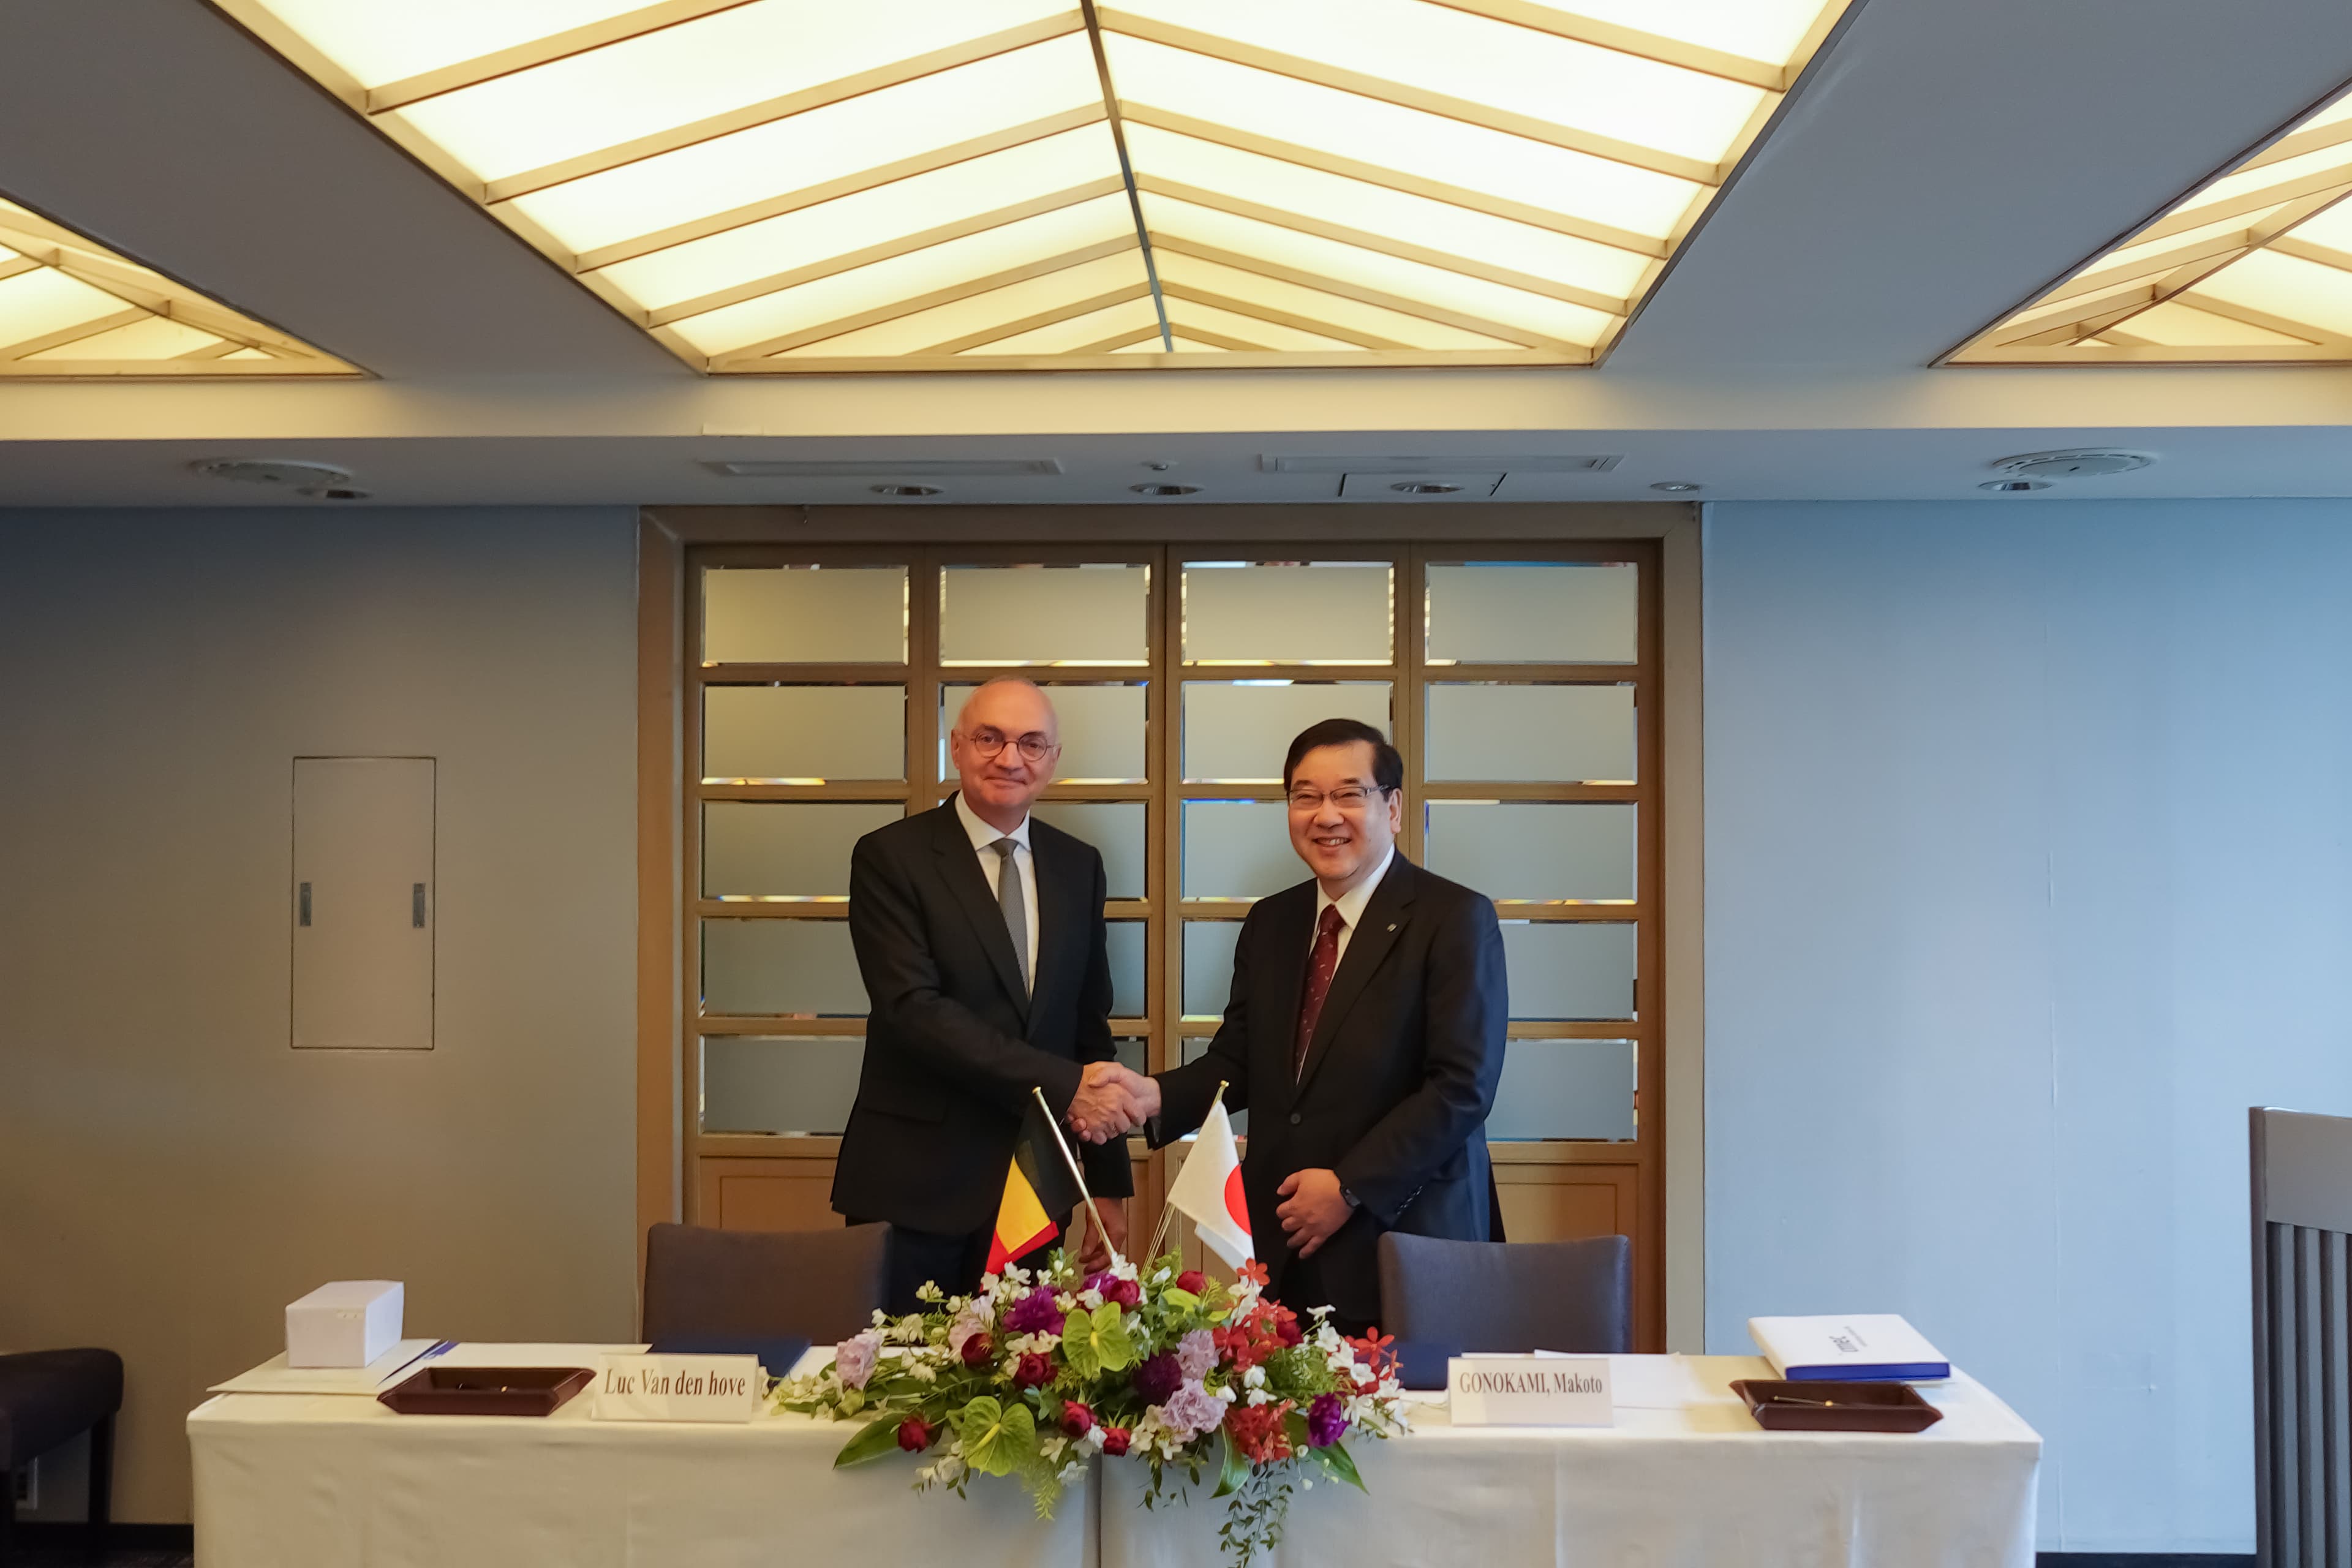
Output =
[{"x1": 1293, "y1": 905, "x2": 1346, "y2": 1079}]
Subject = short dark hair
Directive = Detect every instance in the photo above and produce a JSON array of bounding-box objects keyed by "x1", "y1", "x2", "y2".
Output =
[{"x1": 1282, "y1": 718, "x2": 1404, "y2": 793}]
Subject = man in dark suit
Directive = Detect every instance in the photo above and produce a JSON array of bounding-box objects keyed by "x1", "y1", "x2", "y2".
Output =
[
  {"x1": 1078, "y1": 718, "x2": 1506, "y2": 1335},
  {"x1": 835, "y1": 678, "x2": 1145, "y2": 1311}
]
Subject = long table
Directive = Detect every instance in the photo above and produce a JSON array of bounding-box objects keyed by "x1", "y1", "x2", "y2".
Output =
[{"x1": 189, "y1": 1352, "x2": 2036, "y2": 1568}]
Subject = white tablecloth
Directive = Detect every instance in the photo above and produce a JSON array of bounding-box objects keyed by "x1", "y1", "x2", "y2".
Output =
[
  {"x1": 189, "y1": 1352, "x2": 2035, "y2": 1568},
  {"x1": 189, "y1": 1379, "x2": 1093, "y2": 1568},
  {"x1": 1101, "y1": 1356, "x2": 2039, "y2": 1568}
]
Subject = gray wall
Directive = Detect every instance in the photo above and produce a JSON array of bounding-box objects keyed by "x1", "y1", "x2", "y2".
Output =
[
  {"x1": 0, "y1": 507, "x2": 641, "y2": 1521},
  {"x1": 1704, "y1": 499, "x2": 2352, "y2": 1552}
]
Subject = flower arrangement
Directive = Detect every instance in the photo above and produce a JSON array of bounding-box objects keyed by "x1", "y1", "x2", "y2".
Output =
[{"x1": 776, "y1": 1250, "x2": 1408, "y2": 1566}]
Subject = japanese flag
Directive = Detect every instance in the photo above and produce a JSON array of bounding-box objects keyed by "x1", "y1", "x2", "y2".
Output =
[{"x1": 1167, "y1": 1099, "x2": 1253, "y2": 1270}]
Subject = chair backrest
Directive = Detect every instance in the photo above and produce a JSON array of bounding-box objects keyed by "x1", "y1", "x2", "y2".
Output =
[
  {"x1": 1376, "y1": 1232, "x2": 1632, "y2": 1353},
  {"x1": 641, "y1": 1222, "x2": 890, "y2": 1345},
  {"x1": 2251, "y1": 1107, "x2": 2352, "y2": 1566}
]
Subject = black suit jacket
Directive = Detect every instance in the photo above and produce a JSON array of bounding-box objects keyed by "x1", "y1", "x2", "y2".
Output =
[
  {"x1": 1151, "y1": 855, "x2": 1507, "y2": 1325},
  {"x1": 833, "y1": 799, "x2": 1133, "y2": 1235}
]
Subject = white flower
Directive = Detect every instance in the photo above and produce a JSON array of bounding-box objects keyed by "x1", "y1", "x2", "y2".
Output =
[
  {"x1": 1246, "y1": 1389, "x2": 1270, "y2": 1407},
  {"x1": 905, "y1": 1361, "x2": 939, "y2": 1384},
  {"x1": 1216, "y1": 1384, "x2": 1237, "y2": 1403},
  {"x1": 1152, "y1": 1267, "x2": 1171, "y2": 1285},
  {"x1": 1301, "y1": 1477, "x2": 1314, "y2": 1491},
  {"x1": 1078, "y1": 1425, "x2": 1107, "y2": 1455},
  {"x1": 935, "y1": 1454, "x2": 967, "y2": 1485},
  {"x1": 1057, "y1": 1292, "x2": 1080, "y2": 1314},
  {"x1": 1242, "y1": 1366, "x2": 1267, "y2": 1389},
  {"x1": 1076, "y1": 1289, "x2": 1104, "y2": 1311},
  {"x1": 895, "y1": 1314, "x2": 927, "y2": 1343},
  {"x1": 1041, "y1": 1435, "x2": 1068, "y2": 1461},
  {"x1": 1058, "y1": 1460, "x2": 1085, "y2": 1483}
]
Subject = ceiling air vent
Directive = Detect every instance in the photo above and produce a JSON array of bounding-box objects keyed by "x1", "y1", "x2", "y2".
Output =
[
  {"x1": 1262, "y1": 454, "x2": 1621, "y2": 473},
  {"x1": 699, "y1": 458, "x2": 1063, "y2": 478},
  {"x1": 1988, "y1": 449, "x2": 2157, "y2": 480}
]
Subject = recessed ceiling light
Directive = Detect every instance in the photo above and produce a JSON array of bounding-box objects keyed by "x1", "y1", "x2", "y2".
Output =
[
  {"x1": 1649, "y1": 480, "x2": 1703, "y2": 492},
  {"x1": 1979, "y1": 479, "x2": 2052, "y2": 492},
  {"x1": 1988, "y1": 449, "x2": 2156, "y2": 479},
  {"x1": 1390, "y1": 481, "x2": 1463, "y2": 494},
  {"x1": 191, "y1": 458, "x2": 358, "y2": 489},
  {"x1": 1131, "y1": 483, "x2": 1202, "y2": 496},
  {"x1": 870, "y1": 483, "x2": 943, "y2": 496}
]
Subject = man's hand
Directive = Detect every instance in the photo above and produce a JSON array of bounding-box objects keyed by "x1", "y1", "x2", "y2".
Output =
[
  {"x1": 1067, "y1": 1061, "x2": 1161, "y2": 1144},
  {"x1": 1074, "y1": 1199, "x2": 1127, "y2": 1272},
  {"x1": 1275, "y1": 1168, "x2": 1352, "y2": 1257}
]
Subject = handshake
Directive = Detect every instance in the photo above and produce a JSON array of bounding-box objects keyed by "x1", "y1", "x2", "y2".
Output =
[{"x1": 1066, "y1": 1061, "x2": 1162, "y2": 1144}]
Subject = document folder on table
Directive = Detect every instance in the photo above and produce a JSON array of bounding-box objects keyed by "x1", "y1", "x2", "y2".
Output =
[{"x1": 1747, "y1": 1314, "x2": 1949, "y2": 1382}]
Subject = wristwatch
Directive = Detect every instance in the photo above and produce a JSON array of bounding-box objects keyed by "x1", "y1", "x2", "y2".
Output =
[{"x1": 1339, "y1": 1184, "x2": 1362, "y2": 1210}]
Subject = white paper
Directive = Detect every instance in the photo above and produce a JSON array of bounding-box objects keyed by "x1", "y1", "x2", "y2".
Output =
[
  {"x1": 211, "y1": 1340, "x2": 445, "y2": 1395},
  {"x1": 435, "y1": 1343, "x2": 647, "y2": 1369},
  {"x1": 1747, "y1": 1314, "x2": 1949, "y2": 1379},
  {"x1": 1605, "y1": 1355, "x2": 1735, "y2": 1409}
]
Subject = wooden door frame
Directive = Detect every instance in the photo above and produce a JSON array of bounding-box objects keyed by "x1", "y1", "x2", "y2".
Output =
[{"x1": 636, "y1": 502, "x2": 1707, "y2": 1350}]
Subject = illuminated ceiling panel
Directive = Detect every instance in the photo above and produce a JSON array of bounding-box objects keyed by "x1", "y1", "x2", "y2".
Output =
[
  {"x1": 219, "y1": 0, "x2": 1855, "y2": 372},
  {"x1": 1948, "y1": 85, "x2": 2352, "y2": 364},
  {"x1": 0, "y1": 197, "x2": 353, "y2": 377}
]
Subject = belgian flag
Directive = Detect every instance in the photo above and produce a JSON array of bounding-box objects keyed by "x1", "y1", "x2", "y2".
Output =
[{"x1": 986, "y1": 1095, "x2": 1087, "y2": 1273}]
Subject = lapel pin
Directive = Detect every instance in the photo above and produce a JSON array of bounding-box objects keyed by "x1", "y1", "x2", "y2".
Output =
[{"x1": 1386, "y1": 922, "x2": 1397, "y2": 932}]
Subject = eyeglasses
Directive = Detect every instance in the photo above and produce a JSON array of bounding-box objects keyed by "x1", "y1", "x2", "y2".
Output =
[
  {"x1": 963, "y1": 728, "x2": 1059, "y2": 764},
  {"x1": 1285, "y1": 785, "x2": 1391, "y2": 811}
]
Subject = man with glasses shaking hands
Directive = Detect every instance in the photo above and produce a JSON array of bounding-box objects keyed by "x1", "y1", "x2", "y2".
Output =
[
  {"x1": 1072, "y1": 718, "x2": 1506, "y2": 1335},
  {"x1": 835, "y1": 678, "x2": 1145, "y2": 1311}
]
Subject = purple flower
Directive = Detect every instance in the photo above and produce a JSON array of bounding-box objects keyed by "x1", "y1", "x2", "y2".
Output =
[
  {"x1": 1306, "y1": 1392, "x2": 1348, "y2": 1448},
  {"x1": 1131, "y1": 1351, "x2": 1182, "y2": 1406},
  {"x1": 1085, "y1": 1271, "x2": 1115, "y2": 1295},
  {"x1": 1175, "y1": 1329, "x2": 1218, "y2": 1381},
  {"x1": 1004, "y1": 1287, "x2": 1065, "y2": 1335},
  {"x1": 1159, "y1": 1379, "x2": 1226, "y2": 1442},
  {"x1": 833, "y1": 1330, "x2": 881, "y2": 1390}
]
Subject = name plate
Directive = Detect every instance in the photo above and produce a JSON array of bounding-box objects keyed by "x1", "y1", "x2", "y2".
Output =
[
  {"x1": 1448, "y1": 1355, "x2": 1613, "y2": 1427},
  {"x1": 592, "y1": 1353, "x2": 761, "y2": 1423}
]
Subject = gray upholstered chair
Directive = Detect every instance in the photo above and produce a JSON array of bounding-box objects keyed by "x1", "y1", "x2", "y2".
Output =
[
  {"x1": 1376, "y1": 1233, "x2": 1632, "y2": 1353},
  {"x1": 0, "y1": 1348, "x2": 122, "y2": 1568},
  {"x1": 640, "y1": 1222, "x2": 891, "y2": 1347}
]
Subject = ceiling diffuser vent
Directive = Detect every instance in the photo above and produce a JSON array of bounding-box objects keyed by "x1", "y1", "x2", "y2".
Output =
[
  {"x1": 1262, "y1": 454, "x2": 1621, "y2": 474},
  {"x1": 701, "y1": 458, "x2": 1065, "y2": 478},
  {"x1": 1989, "y1": 449, "x2": 2157, "y2": 479}
]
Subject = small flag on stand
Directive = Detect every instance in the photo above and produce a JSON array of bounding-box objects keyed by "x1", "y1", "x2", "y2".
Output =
[
  {"x1": 986, "y1": 1096, "x2": 1087, "y2": 1273},
  {"x1": 1165, "y1": 1098, "x2": 1253, "y2": 1269}
]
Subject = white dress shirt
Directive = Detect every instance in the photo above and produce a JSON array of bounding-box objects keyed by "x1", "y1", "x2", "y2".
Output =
[
  {"x1": 955, "y1": 791, "x2": 1038, "y2": 990},
  {"x1": 1313, "y1": 845, "x2": 1395, "y2": 967}
]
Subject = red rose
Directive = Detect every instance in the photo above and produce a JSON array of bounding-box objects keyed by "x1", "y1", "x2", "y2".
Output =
[
  {"x1": 959, "y1": 1332, "x2": 993, "y2": 1368},
  {"x1": 1101, "y1": 1425, "x2": 1131, "y2": 1457},
  {"x1": 1104, "y1": 1277, "x2": 1142, "y2": 1310},
  {"x1": 1013, "y1": 1351, "x2": 1054, "y2": 1387},
  {"x1": 1060, "y1": 1399, "x2": 1095, "y2": 1437},
  {"x1": 895, "y1": 1416, "x2": 932, "y2": 1452},
  {"x1": 1175, "y1": 1270, "x2": 1207, "y2": 1294}
]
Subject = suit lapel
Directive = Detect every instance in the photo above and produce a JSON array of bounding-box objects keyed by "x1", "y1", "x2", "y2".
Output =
[
  {"x1": 1256, "y1": 883, "x2": 1316, "y2": 1111},
  {"x1": 1024, "y1": 826, "x2": 1071, "y2": 1040},
  {"x1": 1294, "y1": 858, "x2": 1419, "y2": 1098},
  {"x1": 930, "y1": 797, "x2": 1030, "y2": 1023}
]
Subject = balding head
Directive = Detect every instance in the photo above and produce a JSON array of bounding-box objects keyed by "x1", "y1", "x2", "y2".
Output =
[{"x1": 949, "y1": 678, "x2": 1061, "y2": 833}]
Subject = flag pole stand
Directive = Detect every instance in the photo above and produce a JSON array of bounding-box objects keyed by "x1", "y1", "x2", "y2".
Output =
[
  {"x1": 1145, "y1": 1080, "x2": 1227, "y2": 1264},
  {"x1": 1031, "y1": 1085, "x2": 1124, "y2": 1270}
]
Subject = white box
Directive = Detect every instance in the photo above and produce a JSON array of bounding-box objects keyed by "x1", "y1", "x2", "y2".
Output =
[{"x1": 286, "y1": 1281, "x2": 404, "y2": 1368}]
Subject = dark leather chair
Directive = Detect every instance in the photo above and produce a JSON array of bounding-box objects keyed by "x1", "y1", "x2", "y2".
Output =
[
  {"x1": 1377, "y1": 1233, "x2": 1633, "y2": 1353},
  {"x1": 641, "y1": 1223, "x2": 891, "y2": 1348},
  {"x1": 0, "y1": 1348, "x2": 122, "y2": 1568}
]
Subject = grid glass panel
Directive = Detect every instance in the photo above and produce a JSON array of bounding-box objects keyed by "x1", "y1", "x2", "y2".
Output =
[
  {"x1": 941, "y1": 683, "x2": 1147, "y2": 783},
  {"x1": 1426, "y1": 684, "x2": 1635, "y2": 783},
  {"x1": 1488, "y1": 1039, "x2": 1637, "y2": 1141},
  {"x1": 701, "y1": 919, "x2": 868, "y2": 1016},
  {"x1": 703, "y1": 566, "x2": 908, "y2": 664},
  {"x1": 1107, "y1": 919, "x2": 1148, "y2": 1017},
  {"x1": 1183, "y1": 681, "x2": 1392, "y2": 782},
  {"x1": 701, "y1": 1036, "x2": 865, "y2": 1136},
  {"x1": 1183, "y1": 920, "x2": 1246, "y2": 1016},
  {"x1": 1427, "y1": 562, "x2": 1636, "y2": 665},
  {"x1": 702, "y1": 802, "x2": 903, "y2": 899},
  {"x1": 1500, "y1": 921, "x2": 1637, "y2": 1020},
  {"x1": 1183, "y1": 800, "x2": 1301, "y2": 900},
  {"x1": 1183, "y1": 562, "x2": 1392, "y2": 664},
  {"x1": 703, "y1": 685, "x2": 906, "y2": 782},
  {"x1": 1031, "y1": 801, "x2": 1147, "y2": 899},
  {"x1": 940, "y1": 564, "x2": 1150, "y2": 665},
  {"x1": 1422, "y1": 801, "x2": 1635, "y2": 902}
]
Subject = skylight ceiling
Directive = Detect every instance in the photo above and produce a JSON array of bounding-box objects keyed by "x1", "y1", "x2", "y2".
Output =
[
  {"x1": 0, "y1": 197, "x2": 352, "y2": 377},
  {"x1": 1949, "y1": 86, "x2": 2352, "y2": 364},
  {"x1": 217, "y1": 0, "x2": 1854, "y2": 373}
]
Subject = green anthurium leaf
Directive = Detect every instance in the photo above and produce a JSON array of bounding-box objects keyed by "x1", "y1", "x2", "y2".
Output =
[
  {"x1": 833, "y1": 1414, "x2": 905, "y2": 1469},
  {"x1": 1316, "y1": 1439, "x2": 1367, "y2": 1493},
  {"x1": 1162, "y1": 1287, "x2": 1200, "y2": 1310},
  {"x1": 1213, "y1": 1422, "x2": 1250, "y2": 1498},
  {"x1": 1061, "y1": 1301, "x2": 1136, "y2": 1378},
  {"x1": 959, "y1": 1396, "x2": 1038, "y2": 1479}
]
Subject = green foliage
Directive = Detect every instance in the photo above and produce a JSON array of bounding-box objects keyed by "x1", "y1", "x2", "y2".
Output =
[
  {"x1": 1313, "y1": 1440, "x2": 1366, "y2": 1494},
  {"x1": 956, "y1": 1396, "x2": 1039, "y2": 1479},
  {"x1": 1060, "y1": 1302, "x2": 1136, "y2": 1378},
  {"x1": 832, "y1": 1414, "x2": 904, "y2": 1469}
]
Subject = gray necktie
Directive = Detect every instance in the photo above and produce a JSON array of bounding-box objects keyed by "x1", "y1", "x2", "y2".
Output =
[{"x1": 991, "y1": 838, "x2": 1030, "y2": 993}]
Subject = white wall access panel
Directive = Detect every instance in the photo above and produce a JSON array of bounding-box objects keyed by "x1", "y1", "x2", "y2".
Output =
[{"x1": 292, "y1": 756, "x2": 435, "y2": 1050}]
